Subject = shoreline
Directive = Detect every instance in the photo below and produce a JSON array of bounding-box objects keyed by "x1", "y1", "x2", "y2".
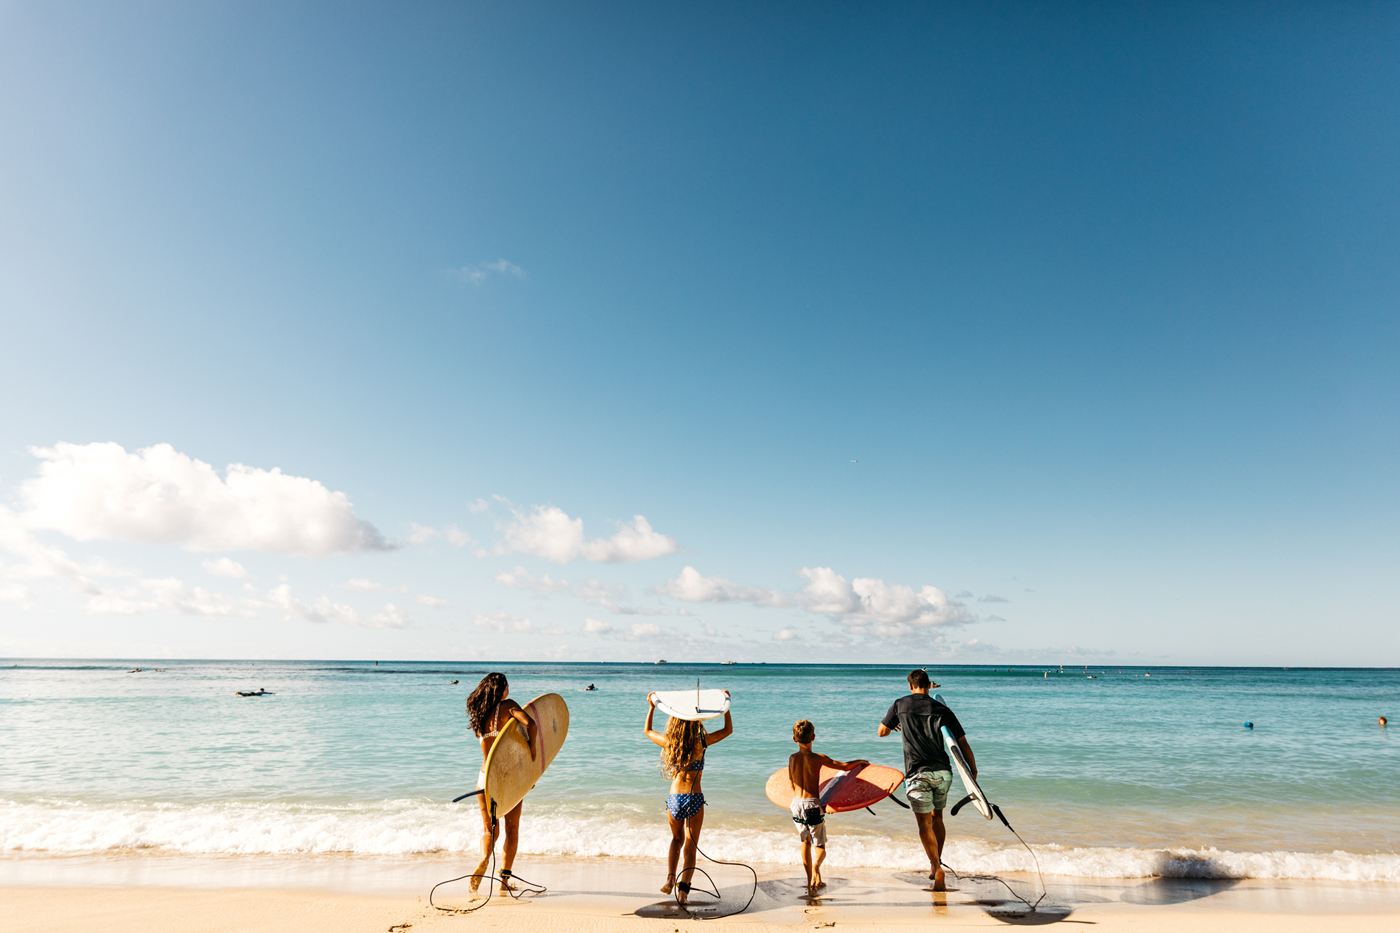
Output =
[{"x1": 6, "y1": 852, "x2": 1400, "y2": 926}]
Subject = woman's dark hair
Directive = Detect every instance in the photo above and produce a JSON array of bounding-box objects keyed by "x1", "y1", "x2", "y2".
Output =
[{"x1": 467, "y1": 672, "x2": 508, "y2": 737}]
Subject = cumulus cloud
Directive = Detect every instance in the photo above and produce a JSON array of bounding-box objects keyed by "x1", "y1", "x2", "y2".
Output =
[
  {"x1": 473, "y1": 612, "x2": 536, "y2": 634},
  {"x1": 415, "y1": 594, "x2": 450, "y2": 608},
  {"x1": 19, "y1": 442, "x2": 389, "y2": 556},
  {"x1": 87, "y1": 577, "x2": 235, "y2": 617},
  {"x1": 468, "y1": 498, "x2": 490, "y2": 514},
  {"x1": 979, "y1": 594, "x2": 1010, "y2": 603},
  {"x1": 773, "y1": 628, "x2": 797, "y2": 641},
  {"x1": 346, "y1": 578, "x2": 409, "y2": 594},
  {"x1": 495, "y1": 505, "x2": 679, "y2": 564},
  {"x1": 407, "y1": 523, "x2": 473, "y2": 547},
  {"x1": 797, "y1": 567, "x2": 973, "y2": 638},
  {"x1": 452, "y1": 259, "x2": 526, "y2": 286},
  {"x1": 629, "y1": 622, "x2": 663, "y2": 639},
  {"x1": 203, "y1": 558, "x2": 251, "y2": 579},
  {"x1": 494, "y1": 566, "x2": 570, "y2": 593},
  {"x1": 268, "y1": 584, "x2": 409, "y2": 628},
  {"x1": 655, "y1": 566, "x2": 788, "y2": 606},
  {"x1": 582, "y1": 617, "x2": 613, "y2": 635},
  {"x1": 0, "y1": 582, "x2": 34, "y2": 605}
]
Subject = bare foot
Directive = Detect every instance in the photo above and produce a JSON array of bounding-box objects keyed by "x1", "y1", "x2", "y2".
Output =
[
  {"x1": 468, "y1": 858, "x2": 490, "y2": 894},
  {"x1": 660, "y1": 873, "x2": 675, "y2": 894},
  {"x1": 932, "y1": 867, "x2": 946, "y2": 892},
  {"x1": 813, "y1": 870, "x2": 825, "y2": 890}
]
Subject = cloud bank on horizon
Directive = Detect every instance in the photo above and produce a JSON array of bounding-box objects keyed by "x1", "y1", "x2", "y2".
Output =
[{"x1": 0, "y1": 440, "x2": 993, "y2": 658}]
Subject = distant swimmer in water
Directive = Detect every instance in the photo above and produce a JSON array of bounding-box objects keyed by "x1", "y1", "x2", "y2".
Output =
[
  {"x1": 450, "y1": 680, "x2": 459, "y2": 685},
  {"x1": 1382, "y1": 716, "x2": 1389, "y2": 727},
  {"x1": 128, "y1": 668, "x2": 142, "y2": 673},
  {"x1": 585, "y1": 683, "x2": 597, "y2": 691},
  {"x1": 236, "y1": 689, "x2": 273, "y2": 697}
]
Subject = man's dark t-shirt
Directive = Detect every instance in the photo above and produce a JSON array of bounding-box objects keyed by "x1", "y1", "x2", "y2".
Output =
[{"x1": 881, "y1": 693, "x2": 965, "y2": 775}]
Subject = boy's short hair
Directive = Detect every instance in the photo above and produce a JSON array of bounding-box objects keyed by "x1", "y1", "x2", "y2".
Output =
[
  {"x1": 908, "y1": 669, "x2": 931, "y2": 690},
  {"x1": 793, "y1": 719, "x2": 815, "y2": 743}
]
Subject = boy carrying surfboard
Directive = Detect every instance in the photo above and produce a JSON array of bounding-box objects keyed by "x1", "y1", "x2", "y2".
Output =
[{"x1": 788, "y1": 719, "x2": 868, "y2": 895}]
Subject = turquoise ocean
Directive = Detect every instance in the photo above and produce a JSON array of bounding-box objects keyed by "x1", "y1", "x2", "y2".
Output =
[{"x1": 3, "y1": 661, "x2": 1398, "y2": 882}]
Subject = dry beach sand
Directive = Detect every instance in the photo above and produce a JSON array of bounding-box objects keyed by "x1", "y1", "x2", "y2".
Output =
[{"x1": 6, "y1": 855, "x2": 1400, "y2": 933}]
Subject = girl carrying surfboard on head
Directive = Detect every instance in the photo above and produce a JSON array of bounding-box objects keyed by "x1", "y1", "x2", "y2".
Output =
[
  {"x1": 644, "y1": 691, "x2": 733, "y2": 905},
  {"x1": 467, "y1": 673, "x2": 537, "y2": 894}
]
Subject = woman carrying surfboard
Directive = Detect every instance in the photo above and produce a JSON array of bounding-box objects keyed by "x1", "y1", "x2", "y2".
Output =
[
  {"x1": 466, "y1": 673, "x2": 537, "y2": 894},
  {"x1": 644, "y1": 690, "x2": 733, "y2": 905}
]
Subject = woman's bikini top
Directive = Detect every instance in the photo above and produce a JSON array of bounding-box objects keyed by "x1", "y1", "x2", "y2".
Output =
[{"x1": 684, "y1": 742, "x2": 707, "y2": 772}]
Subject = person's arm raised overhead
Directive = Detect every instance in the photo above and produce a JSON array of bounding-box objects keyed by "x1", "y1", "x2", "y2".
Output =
[
  {"x1": 644, "y1": 693, "x2": 667, "y2": 747},
  {"x1": 705, "y1": 692, "x2": 735, "y2": 744}
]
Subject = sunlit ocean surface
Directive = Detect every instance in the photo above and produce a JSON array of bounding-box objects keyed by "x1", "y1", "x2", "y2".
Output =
[{"x1": 3, "y1": 660, "x2": 1397, "y2": 881}]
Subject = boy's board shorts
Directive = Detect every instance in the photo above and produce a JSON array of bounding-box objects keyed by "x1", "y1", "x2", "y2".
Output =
[
  {"x1": 790, "y1": 797, "x2": 827, "y2": 846},
  {"x1": 904, "y1": 770, "x2": 953, "y2": 814}
]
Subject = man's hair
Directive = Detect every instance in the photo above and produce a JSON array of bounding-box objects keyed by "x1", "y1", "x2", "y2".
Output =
[
  {"x1": 793, "y1": 719, "x2": 815, "y2": 743},
  {"x1": 908, "y1": 669, "x2": 931, "y2": 690}
]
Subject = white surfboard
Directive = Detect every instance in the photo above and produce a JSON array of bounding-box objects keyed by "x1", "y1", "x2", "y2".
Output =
[
  {"x1": 652, "y1": 688, "x2": 730, "y2": 721},
  {"x1": 934, "y1": 693, "x2": 992, "y2": 820}
]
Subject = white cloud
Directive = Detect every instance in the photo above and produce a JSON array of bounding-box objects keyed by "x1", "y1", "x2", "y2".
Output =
[
  {"x1": 655, "y1": 566, "x2": 788, "y2": 607},
  {"x1": 468, "y1": 498, "x2": 490, "y2": 514},
  {"x1": 629, "y1": 622, "x2": 663, "y2": 639},
  {"x1": 407, "y1": 523, "x2": 473, "y2": 548},
  {"x1": 0, "y1": 582, "x2": 33, "y2": 605},
  {"x1": 495, "y1": 505, "x2": 679, "y2": 564},
  {"x1": 582, "y1": 617, "x2": 613, "y2": 634},
  {"x1": 473, "y1": 612, "x2": 536, "y2": 634},
  {"x1": 268, "y1": 584, "x2": 409, "y2": 629},
  {"x1": 86, "y1": 577, "x2": 235, "y2": 617},
  {"x1": 347, "y1": 578, "x2": 409, "y2": 594},
  {"x1": 416, "y1": 594, "x2": 450, "y2": 608},
  {"x1": 407, "y1": 523, "x2": 440, "y2": 544},
  {"x1": 452, "y1": 259, "x2": 526, "y2": 286},
  {"x1": 979, "y1": 594, "x2": 1010, "y2": 603},
  {"x1": 203, "y1": 558, "x2": 251, "y2": 580},
  {"x1": 19, "y1": 442, "x2": 388, "y2": 556},
  {"x1": 493, "y1": 566, "x2": 570, "y2": 593},
  {"x1": 773, "y1": 628, "x2": 797, "y2": 641},
  {"x1": 797, "y1": 567, "x2": 973, "y2": 638}
]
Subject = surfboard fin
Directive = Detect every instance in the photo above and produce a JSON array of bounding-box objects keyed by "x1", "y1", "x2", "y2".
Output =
[
  {"x1": 887, "y1": 792, "x2": 910, "y2": 810},
  {"x1": 865, "y1": 805, "x2": 877, "y2": 815},
  {"x1": 452, "y1": 789, "x2": 485, "y2": 803},
  {"x1": 949, "y1": 793, "x2": 975, "y2": 817}
]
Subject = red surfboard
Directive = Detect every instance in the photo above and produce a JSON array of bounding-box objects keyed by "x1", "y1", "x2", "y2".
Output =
[{"x1": 765, "y1": 762, "x2": 904, "y2": 813}]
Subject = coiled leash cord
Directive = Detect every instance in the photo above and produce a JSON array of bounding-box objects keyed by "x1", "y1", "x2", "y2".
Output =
[
  {"x1": 430, "y1": 794, "x2": 546, "y2": 915},
  {"x1": 671, "y1": 844, "x2": 757, "y2": 920},
  {"x1": 428, "y1": 847, "x2": 547, "y2": 914},
  {"x1": 942, "y1": 802, "x2": 1047, "y2": 913}
]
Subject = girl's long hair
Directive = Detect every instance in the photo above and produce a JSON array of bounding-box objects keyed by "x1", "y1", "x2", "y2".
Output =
[
  {"x1": 659, "y1": 717, "x2": 706, "y2": 776},
  {"x1": 467, "y1": 673, "x2": 508, "y2": 738}
]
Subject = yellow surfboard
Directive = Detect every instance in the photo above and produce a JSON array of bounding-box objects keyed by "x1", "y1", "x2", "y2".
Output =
[{"x1": 482, "y1": 693, "x2": 569, "y2": 817}]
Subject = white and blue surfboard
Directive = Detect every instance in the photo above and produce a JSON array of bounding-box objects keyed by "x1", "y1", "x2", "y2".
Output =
[{"x1": 934, "y1": 693, "x2": 993, "y2": 820}]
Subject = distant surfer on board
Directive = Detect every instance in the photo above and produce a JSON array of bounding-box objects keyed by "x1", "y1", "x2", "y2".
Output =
[
  {"x1": 644, "y1": 690, "x2": 734, "y2": 905},
  {"x1": 466, "y1": 673, "x2": 537, "y2": 893},
  {"x1": 787, "y1": 719, "x2": 868, "y2": 895},
  {"x1": 877, "y1": 670, "x2": 975, "y2": 891}
]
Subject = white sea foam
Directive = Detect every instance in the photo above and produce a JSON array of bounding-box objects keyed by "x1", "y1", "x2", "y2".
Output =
[{"x1": 4, "y1": 798, "x2": 1399, "y2": 883}]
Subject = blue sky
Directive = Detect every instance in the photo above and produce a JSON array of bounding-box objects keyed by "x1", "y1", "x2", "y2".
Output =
[{"x1": 1, "y1": 1, "x2": 1397, "y2": 664}]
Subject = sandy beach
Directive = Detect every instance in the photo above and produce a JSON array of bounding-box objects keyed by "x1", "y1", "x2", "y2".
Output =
[{"x1": 7, "y1": 854, "x2": 1400, "y2": 933}]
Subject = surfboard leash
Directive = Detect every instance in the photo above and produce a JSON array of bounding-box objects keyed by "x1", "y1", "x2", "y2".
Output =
[
  {"x1": 671, "y1": 845, "x2": 757, "y2": 920},
  {"x1": 941, "y1": 803, "x2": 1047, "y2": 913},
  {"x1": 430, "y1": 799, "x2": 547, "y2": 914}
]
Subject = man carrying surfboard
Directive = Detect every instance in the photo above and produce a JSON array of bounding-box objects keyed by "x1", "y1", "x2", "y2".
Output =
[
  {"x1": 787, "y1": 719, "x2": 867, "y2": 895},
  {"x1": 877, "y1": 669, "x2": 976, "y2": 891}
]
